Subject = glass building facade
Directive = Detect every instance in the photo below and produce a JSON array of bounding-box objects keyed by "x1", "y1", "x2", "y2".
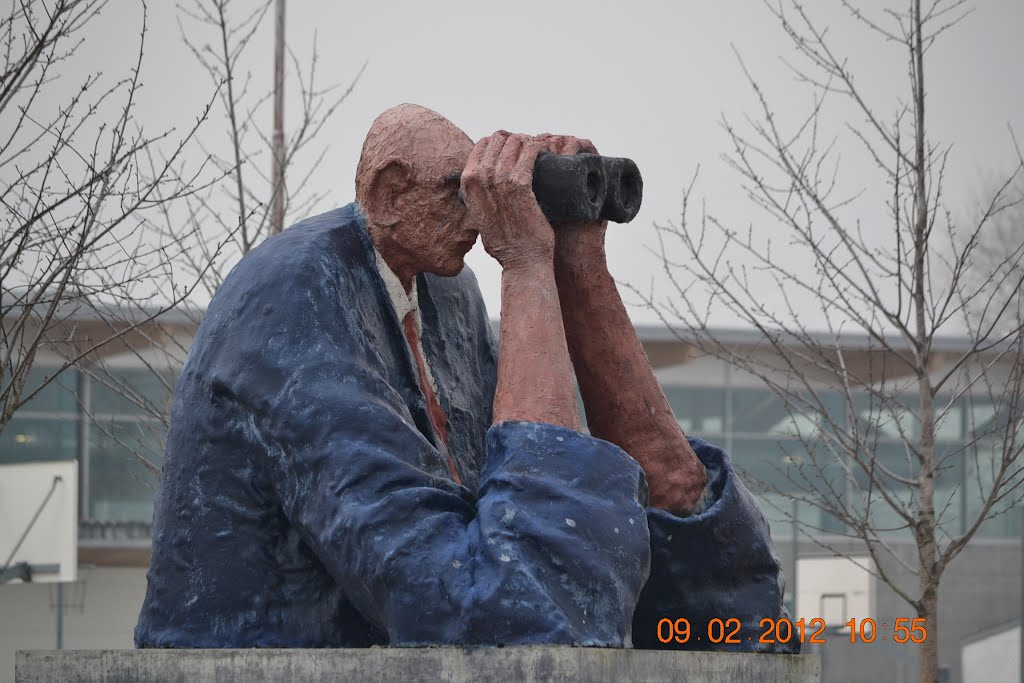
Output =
[
  {"x1": 1, "y1": 360, "x2": 1019, "y2": 540},
  {"x1": 1, "y1": 366, "x2": 169, "y2": 523},
  {"x1": 659, "y1": 383, "x2": 1021, "y2": 540}
]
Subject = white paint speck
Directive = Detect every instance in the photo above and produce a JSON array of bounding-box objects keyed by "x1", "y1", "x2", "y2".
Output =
[
  {"x1": 667, "y1": 535, "x2": 673, "y2": 542},
  {"x1": 628, "y1": 518, "x2": 636, "y2": 525},
  {"x1": 500, "y1": 553, "x2": 511, "y2": 562},
  {"x1": 555, "y1": 436, "x2": 564, "y2": 442},
  {"x1": 452, "y1": 560, "x2": 462, "y2": 569},
  {"x1": 565, "y1": 518, "x2": 576, "y2": 528},
  {"x1": 500, "y1": 507, "x2": 516, "y2": 524},
  {"x1": 614, "y1": 527, "x2": 620, "y2": 534}
]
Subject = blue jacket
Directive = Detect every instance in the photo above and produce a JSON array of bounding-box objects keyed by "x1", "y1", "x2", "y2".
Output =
[{"x1": 135, "y1": 204, "x2": 795, "y2": 652}]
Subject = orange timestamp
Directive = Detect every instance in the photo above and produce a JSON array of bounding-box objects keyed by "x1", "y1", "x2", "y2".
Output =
[{"x1": 656, "y1": 617, "x2": 928, "y2": 645}]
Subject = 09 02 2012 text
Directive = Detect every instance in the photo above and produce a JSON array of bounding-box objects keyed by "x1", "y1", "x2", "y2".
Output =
[{"x1": 656, "y1": 617, "x2": 927, "y2": 646}]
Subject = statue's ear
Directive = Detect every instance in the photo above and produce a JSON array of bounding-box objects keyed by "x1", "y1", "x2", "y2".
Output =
[{"x1": 366, "y1": 158, "x2": 413, "y2": 226}]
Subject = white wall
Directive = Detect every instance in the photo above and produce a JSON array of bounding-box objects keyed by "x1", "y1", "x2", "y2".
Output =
[
  {"x1": 0, "y1": 567, "x2": 147, "y2": 683},
  {"x1": 962, "y1": 625, "x2": 1020, "y2": 683}
]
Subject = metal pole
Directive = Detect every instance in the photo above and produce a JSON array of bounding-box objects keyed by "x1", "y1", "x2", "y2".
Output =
[
  {"x1": 79, "y1": 369, "x2": 91, "y2": 519},
  {"x1": 56, "y1": 582, "x2": 63, "y2": 649},
  {"x1": 791, "y1": 498, "x2": 799, "y2": 616},
  {"x1": 960, "y1": 401, "x2": 968, "y2": 535},
  {"x1": 270, "y1": 0, "x2": 286, "y2": 235}
]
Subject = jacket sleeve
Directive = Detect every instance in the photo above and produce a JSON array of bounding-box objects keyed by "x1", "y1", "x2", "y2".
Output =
[
  {"x1": 201, "y1": 224, "x2": 651, "y2": 647},
  {"x1": 631, "y1": 437, "x2": 799, "y2": 653},
  {"x1": 253, "y1": 350, "x2": 652, "y2": 646}
]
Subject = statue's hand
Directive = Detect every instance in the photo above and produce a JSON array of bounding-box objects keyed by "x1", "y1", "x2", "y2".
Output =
[
  {"x1": 461, "y1": 131, "x2": 555, "y2": 271},
  {"x1": 534, "y1": 134, "x2": 610, "y2": 275}
]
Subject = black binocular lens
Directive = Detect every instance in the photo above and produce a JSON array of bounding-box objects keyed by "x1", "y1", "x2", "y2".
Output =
[
  {"x1": 531, "y1": 153, "x2": 643, "y2": 225},
  {"x1": 601, "y1": 157, "x2": 642, "y2": 224}
]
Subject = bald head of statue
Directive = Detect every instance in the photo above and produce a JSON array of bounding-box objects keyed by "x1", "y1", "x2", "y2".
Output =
[{"x1": 356, "y1": 104, "x2": 477, "y2": 290}]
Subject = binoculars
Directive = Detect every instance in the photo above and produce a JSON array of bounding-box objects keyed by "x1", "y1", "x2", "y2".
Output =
[{"x1": 532, "y1": 153, "x2": 643, "y2": 225}]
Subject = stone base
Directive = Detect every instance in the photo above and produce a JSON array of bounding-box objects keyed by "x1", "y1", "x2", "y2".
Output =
[{"x1": 16, "y1": 647, "x2": 820, "y2": 682}]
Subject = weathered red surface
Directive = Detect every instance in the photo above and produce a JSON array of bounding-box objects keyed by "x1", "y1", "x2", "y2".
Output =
[{"x1": 358, "y1": 105, "x2": 706, "y2": 514}]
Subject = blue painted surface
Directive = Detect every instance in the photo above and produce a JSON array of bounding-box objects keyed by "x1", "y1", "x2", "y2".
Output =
[{"x1": 135, "y1": 204, "x2": 795, "y2": 653}]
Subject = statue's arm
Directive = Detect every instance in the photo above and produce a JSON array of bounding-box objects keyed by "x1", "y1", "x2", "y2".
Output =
[
  {"x1": 554, "y1": 234, "x2": 794, "y2": 652},
  {"x1": 460, "y1": 131, "x2": 580, "y2": 430},
  {"x1": 629, "y1": 438, "x2": 796, "y2": 652},
  {"x1": 526, "y1": 131, "x2": 706, "y2": 515},
  {"x1": 552, "y1": 219, "x2": 707, "y2": 514},
  {"x1": 538, "y1": 133, "x2": 795, "y2": 653}
]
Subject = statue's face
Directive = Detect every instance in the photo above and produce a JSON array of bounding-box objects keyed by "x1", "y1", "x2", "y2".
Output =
[
  {"x1": 399, "y1": 130, "x2": 476, "y2": 277},
  {"x1": 359, "y1": 107, "x2": 478, "y2": 281}
]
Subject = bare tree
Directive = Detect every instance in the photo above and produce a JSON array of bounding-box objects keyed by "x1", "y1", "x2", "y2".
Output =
[
  {"x1": 971, "y1": 175, "x2": 1024, "y2": 333},
  {"x1": 170, "y1": 0, "x2": 365, "y2": 298},
  {"x1": 631, "y1": 2, "x2": 1024, "y2": 681},
  {"x1": 0, "y1": 0, "x2": 226, "y2": 442},
  {"x1": 80, "y1": 0, "x2": 365, "y2": 479}
]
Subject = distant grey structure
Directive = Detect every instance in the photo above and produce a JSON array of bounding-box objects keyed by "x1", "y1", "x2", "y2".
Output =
[{"x1": 16, "y1": 648, "x2": 821, "y2": 683}]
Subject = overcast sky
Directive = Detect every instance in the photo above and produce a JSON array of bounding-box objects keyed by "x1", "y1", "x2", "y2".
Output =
[{"x1": 74, "y1": 0, "x2": 1024, "y2": 327}]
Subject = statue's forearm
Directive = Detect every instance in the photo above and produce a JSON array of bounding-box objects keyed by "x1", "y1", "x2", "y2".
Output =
[
  {"x1": 493, "y1": 258, "x2": 581, "y2": 431},
  {"x1": 555, "y1": 252, "x2": 706, "y2": 514}
]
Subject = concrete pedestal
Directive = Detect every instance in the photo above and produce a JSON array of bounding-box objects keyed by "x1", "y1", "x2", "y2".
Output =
[{"x1": 16, "y1": 647, "x2": 820, "y2": 682}]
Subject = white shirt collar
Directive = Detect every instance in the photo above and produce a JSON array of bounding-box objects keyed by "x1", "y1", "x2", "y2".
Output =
[
  {"x1": 372, "y1": 247, "x2": 439, "y2": 396},
  {"x1": 374, "y1": 247, "x2": 418, "y2": 323}
]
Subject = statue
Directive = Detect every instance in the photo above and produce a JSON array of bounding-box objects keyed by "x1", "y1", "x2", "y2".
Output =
[{"x1": 134, "y1": 104, "x2": 796, "y2": 652}]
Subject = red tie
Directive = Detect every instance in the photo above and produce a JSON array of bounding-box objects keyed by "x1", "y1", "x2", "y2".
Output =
[{"x1": 402, "y1": 312, "x2": 461, "y2": 485}]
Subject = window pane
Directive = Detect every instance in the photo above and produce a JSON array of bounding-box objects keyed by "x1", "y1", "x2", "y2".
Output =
[
  {"x1": 967, "y1": 401, "x2": 996, "y2": 438},
  {"x1": 933, "y1": 443, "x2": 964, "y2": 536},
  {"x1": 730, "y1": 388, "x2": 845, "y2": 437},
  {"x1": 849, "y1": 441, "x2": 916, "y2": 538},
  {"x1": 88, "y1": 420, "x2": 164, "y2": 522},
  {"x1": 89, "y1": 368, "x2": 177, "y2": 417},
  {"x1": 731, "y1": 436, "x2": 846, "y2": 535},
  {"x1": 852, "y1": 441, "x2": 917, "y2": 488},
  {"x1": 664, "y1": 386, "x2": 726, "y2": 437},
  {"x1": 0, "y1": 416, "x2": 78, "y2": 463},
  {"x1": 755, "y1": 493, "x2": 822, "y2": 543},
  {"x1": 934, "y1": 400, "x2": 963, "y2": 441},
  {"x1": 731, "y1": 388, "x2": 788, "y2": 434},
  {"x1": 854, "y1": 393, "x2": 920, "y2": 441},
  {"x1": 848, "y1": 441, "x2": 964, "y2": 538},
  {"x1": 967, "y1": 400, "x2": 1024, "y2": 443},
  {"x1": 965, "y1": 441, "x2": 1021, "y2": 539},
  {"x1": 17, "y1": 366, "x2": 79, "y2": 414}
]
